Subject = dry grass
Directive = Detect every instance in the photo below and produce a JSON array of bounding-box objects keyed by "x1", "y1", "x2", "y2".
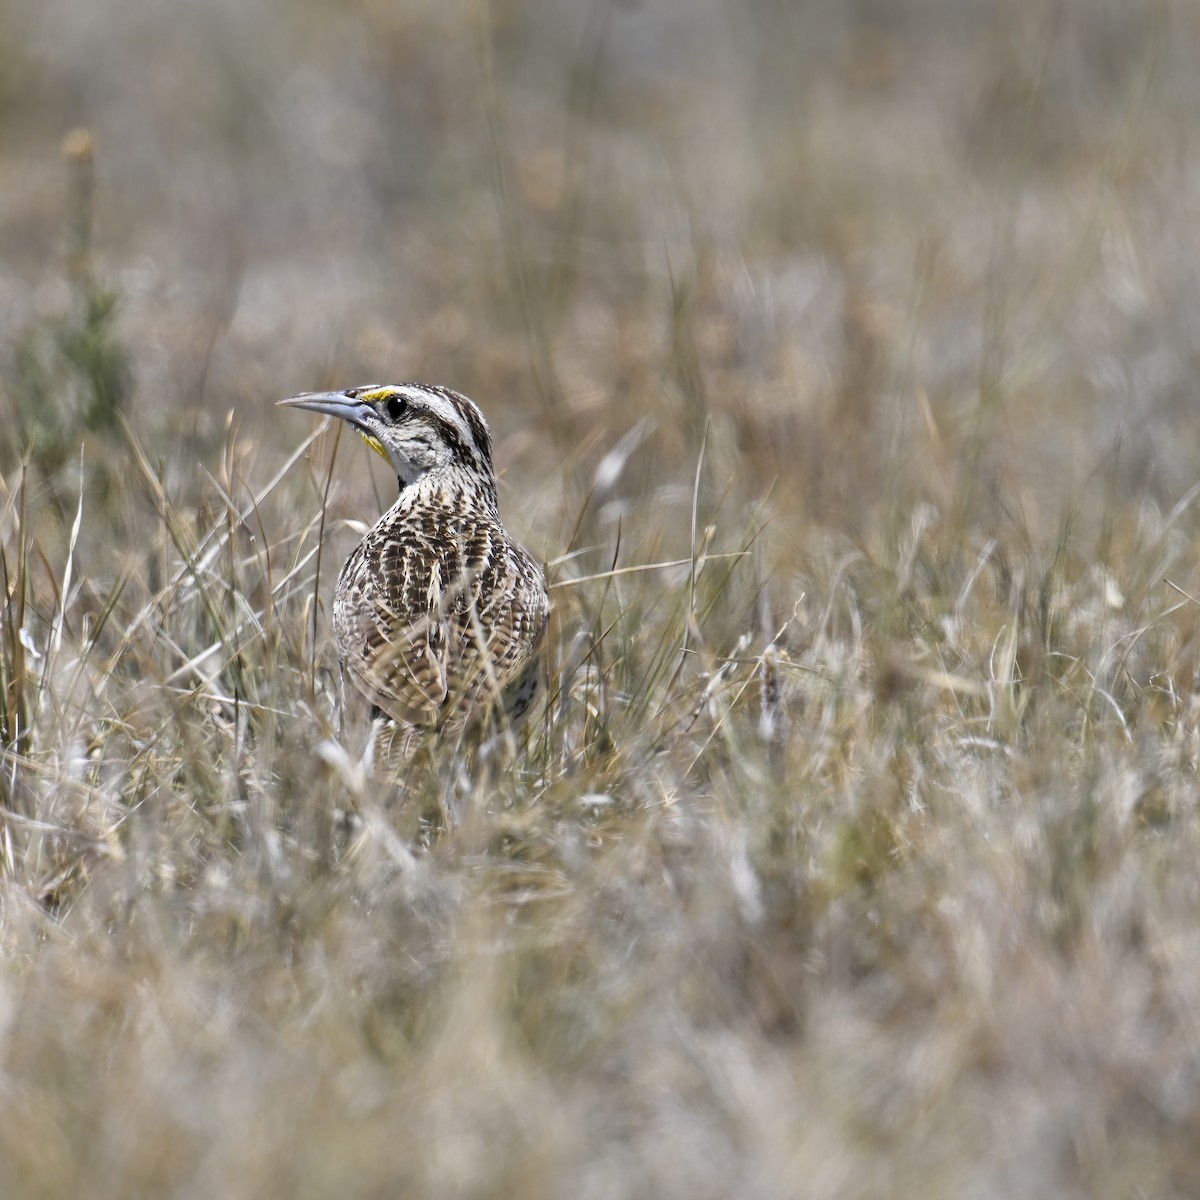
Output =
[{"x1": 2, "y1": 1, "x2": 1200, "y2": 1196}]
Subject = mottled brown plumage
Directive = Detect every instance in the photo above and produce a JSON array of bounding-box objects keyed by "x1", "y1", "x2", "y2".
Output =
[{"x1": 280, "y1": 383, "x2": 549, "y2": 729}]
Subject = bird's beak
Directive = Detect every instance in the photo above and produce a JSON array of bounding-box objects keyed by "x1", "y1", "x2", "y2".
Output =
[
  {"x1": 277, "y1": 391, "x2": 370, "y2": 422},
  {"x1": 279, "y1": 390, "x2": 391, "y2": 463}
]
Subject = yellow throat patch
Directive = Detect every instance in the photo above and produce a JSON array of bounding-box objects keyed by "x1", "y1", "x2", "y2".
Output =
[{"x1": 358, "y1": 430, "x2": 389, "y2": 461}]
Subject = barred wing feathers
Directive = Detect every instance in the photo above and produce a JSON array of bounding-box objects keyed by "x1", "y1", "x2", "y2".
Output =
[{"x1": 333, "y1": 492, "x2": 549, "y2": 727}]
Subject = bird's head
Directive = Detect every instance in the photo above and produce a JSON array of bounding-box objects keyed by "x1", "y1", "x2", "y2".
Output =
[{"x1": 279, "y1": 383, "x2": 496, "y2": 492}]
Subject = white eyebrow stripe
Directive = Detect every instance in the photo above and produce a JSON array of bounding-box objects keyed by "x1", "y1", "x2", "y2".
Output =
[
  {"x1": 398, "y1": 385, "x2": 489, "y2": 467},
  {"x1": 409, "y1": 390, "x2": 463, "y2": 429}
]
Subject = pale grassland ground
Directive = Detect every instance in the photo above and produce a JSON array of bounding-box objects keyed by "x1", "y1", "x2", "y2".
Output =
[{"x1": 2, "y1": 1, "x2": 1200, "y2": 1196}]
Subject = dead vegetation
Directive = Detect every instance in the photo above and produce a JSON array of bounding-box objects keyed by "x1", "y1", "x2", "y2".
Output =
[{"x1": 1, "y1": 1, "x2": 1199, "y2": 1196}]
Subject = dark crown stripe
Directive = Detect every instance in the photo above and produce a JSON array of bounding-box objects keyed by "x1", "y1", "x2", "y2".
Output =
[
  {"x1": 457, "y1": 399, "x2": 493, "y2": 470},
  {"x1": 411, "y1": 383, "x2": 493, "y2": 471}
]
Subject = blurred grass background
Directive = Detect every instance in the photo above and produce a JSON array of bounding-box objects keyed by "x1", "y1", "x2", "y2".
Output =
[{"x1": 3, "y1": 0, "x2": 1200, "y2": 1196}]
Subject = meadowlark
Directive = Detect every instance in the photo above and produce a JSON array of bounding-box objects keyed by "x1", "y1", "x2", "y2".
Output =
[{"x1": 280, "y1": 383, "x2": 550, "y2": 731}]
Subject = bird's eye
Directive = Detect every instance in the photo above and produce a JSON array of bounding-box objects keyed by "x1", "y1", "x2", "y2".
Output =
[{"x1": 383, "y1": 395, "x2": 407, "y2": 422}]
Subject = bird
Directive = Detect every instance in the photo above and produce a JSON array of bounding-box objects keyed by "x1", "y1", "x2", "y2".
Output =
[{"x1": 279, "y1": 383, "x2": 550, "y2": 732}]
